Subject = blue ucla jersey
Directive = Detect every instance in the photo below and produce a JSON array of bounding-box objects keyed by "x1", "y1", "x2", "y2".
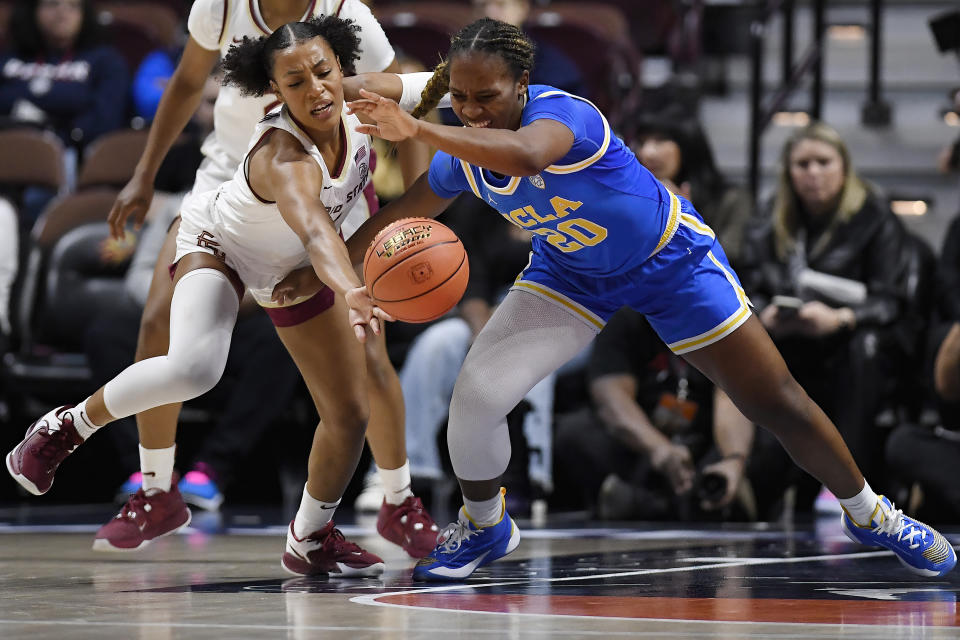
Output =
[{"x1": 427, "y1": 85, "x2": 680, "y2": 277}]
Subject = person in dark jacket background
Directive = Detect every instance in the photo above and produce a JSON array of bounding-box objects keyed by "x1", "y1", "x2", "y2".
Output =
[
  {"x1": 0, "y1": 0, "x2": 128, "y2": 149},
  {"x1": 739, "y1": 121, "x2": 908, "y2": 517}
]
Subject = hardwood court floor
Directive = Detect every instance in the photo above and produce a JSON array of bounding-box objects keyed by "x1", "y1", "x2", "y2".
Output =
[{"x1": 1, "y1": 507, "x2": 958, "y2": 639}]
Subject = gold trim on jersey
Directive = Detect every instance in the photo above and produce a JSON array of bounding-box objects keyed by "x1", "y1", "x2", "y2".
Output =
[
  {"x1": 532, "y1": 90, "x2": 611, "y2": 175},
  {"x1": 512, "y1": 280, "x2": 605, "y2": 330},
  {"x1": 679, "y1": 212, "x2": 716, "y2": 239},
  {"x1": 479, "y1": 172, "x2": 522, "y2": 195},
  {"x1": 667, "y1": 250, "x2": 751, "y2": 354},
  {"x1": 458, "y1": 160, "x2": 483, "y2": 199},
  {"x1": 647, "y1": 191, "x2": 680, "y2": 259}
]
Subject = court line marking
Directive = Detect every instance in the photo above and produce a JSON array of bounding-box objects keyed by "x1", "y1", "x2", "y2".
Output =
[
  {"x1": 0, "y1": 620, "x2": 870, "y2": 638},
  {"x1": 349, "y1": 549, "x2": 959, "y2": 630}
]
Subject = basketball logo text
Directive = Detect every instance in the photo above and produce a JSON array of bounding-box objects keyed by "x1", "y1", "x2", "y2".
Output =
[{"x1": 376, "y1": 224, "x2": 432, "y2": 258}]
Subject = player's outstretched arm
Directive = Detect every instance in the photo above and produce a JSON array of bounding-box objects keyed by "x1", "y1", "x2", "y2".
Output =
[
  {"x1": 252, "y1": 132, "x2": 391, "y2": 340},
  {"x1": 107, "y1": 38, "x2": 220, "y2": 238},
  {"x1": 347, "y1": 89, "x2": 574, "y2": 177}
]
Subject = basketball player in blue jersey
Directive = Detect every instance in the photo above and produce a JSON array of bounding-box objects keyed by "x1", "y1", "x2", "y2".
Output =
[{"x1": 342, "y1": 18, "x2": 957, "y2": 581}]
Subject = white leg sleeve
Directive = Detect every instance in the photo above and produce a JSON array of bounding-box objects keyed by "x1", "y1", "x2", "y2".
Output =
[
  {"x1": 447, "y1": 289, "x2": 597, "y2": 482},
  {"x1": 102, "y1": 268, "x2": 239, "y2": 419}
]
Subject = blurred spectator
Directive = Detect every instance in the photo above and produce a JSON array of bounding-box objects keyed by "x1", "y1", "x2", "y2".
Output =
[
  {"x1": 937, "y1": 88, "x2": 960, "y2": 176},
  {"x1": 740, "y1": 121, "x2": 908, "y2": 516},
  {"x1": 884, "y1": 214, "x2": 960, "y2": 522},
  {"x1": 0, "y1": 0, "x2": 129, "y2": 223},
  {"x1": 554, "y1": 308, "x2": 755, "y2": 520},
  {"x1": 131, "y1": 47, "x2": 177, "y2": 122},
  {"x1": 629, "y1": 112, "x2": 754, "y2": 267},
  {"x1": 472, "y1": 0, "x2": 587, "y2": 98},
  {"x1": 0, "y1": 0, "x2": 128, "y2": 149}
]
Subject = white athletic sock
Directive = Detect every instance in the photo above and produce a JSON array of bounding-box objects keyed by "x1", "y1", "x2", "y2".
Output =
[
  {"x1": 379, "y1": 461, "x2": 413, "y2": 506},
  {"x1": 293, "y1": 484, "x2": 339, "y2": 538},
  {"x1": 463, "y1": 490, "x2": 504, "y2": 527},
  {"x1": 67, "y1": 398, "x2": 102, "y2": 440},
  {"x1": 838, "y1": 480, "x2": 882, "y2": 526},
  {"x1": 140, "y1": 444, "x2": 175, "y2": 493}
]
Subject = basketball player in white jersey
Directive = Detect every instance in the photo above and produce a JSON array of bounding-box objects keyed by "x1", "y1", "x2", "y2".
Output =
[
  {"x1": 76, "y1": 0, "x2": 435, "y2": 555},
  {"x1": 8, "y1": 16, "x2": 417, "y2": 576}
]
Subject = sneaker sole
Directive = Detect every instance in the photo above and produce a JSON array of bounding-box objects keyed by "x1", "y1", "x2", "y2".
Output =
[
  {"x1": 280, "y1": 555, "x2": 384, "y2": 578},
  {"x1": 841, "y1": 516, "x2": 948, "y2": 578},
  {"x1": 91, "y1": 510, "x2": 193, "y2": 553},
  {"x1": 5, "y1": 451, "x2": 44, "y2": 496}
]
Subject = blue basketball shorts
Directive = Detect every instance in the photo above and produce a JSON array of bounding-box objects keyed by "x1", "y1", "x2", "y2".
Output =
[{"x1": 512, "y1": 197, "x2": 752, "y2": 354}]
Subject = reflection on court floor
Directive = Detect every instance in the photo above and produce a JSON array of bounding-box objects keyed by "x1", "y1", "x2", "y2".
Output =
[{"x1": 1, "y1": 508, "x2": 958, "y2": 639}]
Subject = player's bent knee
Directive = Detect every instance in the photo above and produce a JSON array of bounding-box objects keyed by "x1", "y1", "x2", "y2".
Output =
[
  {"x1": 175, "y1": 361, "x2": 224, "y2": 399},
  {"x1": 325, "y1": 398, "x2": 370, "y2": 434}
]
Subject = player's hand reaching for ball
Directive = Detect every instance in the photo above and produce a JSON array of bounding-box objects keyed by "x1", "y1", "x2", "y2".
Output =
[
  {"x1": 345, "y1": 286, "x2": 395, "y2": 343},
  {"x1": 108, "y1": 172, "x2": 154, "y2": 239},
  {"x1": 347, "y1": 89, "x2": 419, "y2": 142}
]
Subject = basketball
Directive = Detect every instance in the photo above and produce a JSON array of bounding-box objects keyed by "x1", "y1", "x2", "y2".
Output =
[{"x1": 363, "y1": 218, "x2": 469, "y2": 323}]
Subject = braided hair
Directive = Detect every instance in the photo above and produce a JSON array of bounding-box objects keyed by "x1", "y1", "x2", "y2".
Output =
[
  {"x1": 222, "y1": 15, "x2": 362, "y2": 97},
  {"x1": 411, "y1": 18, "x2": 536, "y2": 120}
]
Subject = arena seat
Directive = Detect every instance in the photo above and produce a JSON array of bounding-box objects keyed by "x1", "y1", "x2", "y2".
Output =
[
  {"x1": 372, "y1": 2, "x2": 473, "y2": 69},
  {"x1": 0, "y1": 128, "x2": 66, "y2": 195},
  {"x1": 77, "y1": 128, "x2": 149, "y2": 189},
  {"x1": 2, "y1": 189, "x2": 127, "y2": 405},
  {"x1": 97, "y1": 2, "x2": 182, "y2": 51}
]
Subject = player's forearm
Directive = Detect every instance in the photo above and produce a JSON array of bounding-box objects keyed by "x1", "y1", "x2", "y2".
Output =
[
  {"x1": 346, "y1": 72, "x2": 403, "y2": 103},
  {"x1": 134, "y1": 75, "x2": 207, "y2": 179},
  {"x1": 395, "y1": 138, "x2": 431, "y2": 189},
  {"x1": 592, "y1": 379, "x2": 669, "y2": 454},
  {"x1": 414, "y1": 121, "x2": 544, "y2": 176},
  {"x1": 305, "y1": 233, "x2": 363, "y2": 298}
]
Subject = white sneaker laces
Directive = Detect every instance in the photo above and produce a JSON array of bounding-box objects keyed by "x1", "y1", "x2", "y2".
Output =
[
  {"x1": 438, "y1": 521, "x2": 476, "y2": 554},
  {"x1": 875, "y1": 502, "x2": 926, "y2": 550}
]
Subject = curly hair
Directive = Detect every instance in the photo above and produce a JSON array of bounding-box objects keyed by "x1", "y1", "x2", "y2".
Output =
[
  {"x1": 411, "y1": 18, "x2": 535, "y2": 120},
  {"x1": 222, "y1": 15, "x2": 361, "y2": 97},
  {"x1": 9, "y1": 0, "x2": 102, "y2": 57}
]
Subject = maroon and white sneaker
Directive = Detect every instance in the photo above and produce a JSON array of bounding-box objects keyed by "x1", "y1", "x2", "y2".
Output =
[
  {"x1": 92, "y1": 482, "x2": 192, "y2": 552},
  {"x1": 377, "y1": 496, "x2": 440, "y2": 558},
  {"x1": 6, "y1": 405, "x2": 84, "y2": 495},
  {"x1": 281, "y1": 521, "x2": 384, "y2": 577}
]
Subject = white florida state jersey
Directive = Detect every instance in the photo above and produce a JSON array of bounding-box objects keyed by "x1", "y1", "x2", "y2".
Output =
[
  {"x1": 187, "y1": 0, "x2": 395, "y2": 185},
  {"x1": 189, "y1": 104, "x2": 372, "y2": 304}
]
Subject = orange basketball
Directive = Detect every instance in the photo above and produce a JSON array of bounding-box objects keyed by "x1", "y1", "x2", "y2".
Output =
[{"x1": 363, "y1": 218, "x2": 469, "y2": 323}]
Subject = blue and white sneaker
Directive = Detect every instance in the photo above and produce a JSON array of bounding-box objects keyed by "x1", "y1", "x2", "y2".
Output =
[
  {"x1": 178, "y1": 464, "x2": 224, "y2": 511},
  {"x1": 413, "y1": 490, "x2": 520, "y2": 582},
  {"x1": 841, "y1": 495, "x2": 956, "y2": 577}
]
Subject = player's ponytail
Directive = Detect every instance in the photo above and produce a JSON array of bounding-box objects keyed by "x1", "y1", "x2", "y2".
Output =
[
  {"x1": 411, "y1": 59, "x2": 450, "y2": 120},
  {"x1": 222, "y1": 34, "x2": 273, "y2": 96}
]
